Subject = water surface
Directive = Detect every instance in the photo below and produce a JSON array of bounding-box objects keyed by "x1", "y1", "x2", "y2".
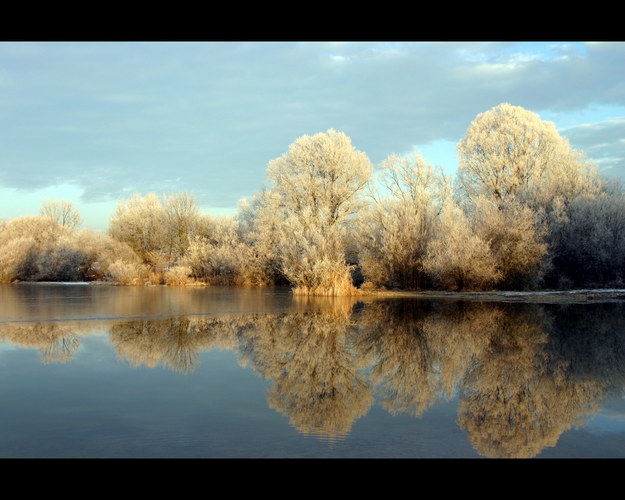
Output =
[{"x1": 1, "y1": 283, "x2": 624, "y2": 458}]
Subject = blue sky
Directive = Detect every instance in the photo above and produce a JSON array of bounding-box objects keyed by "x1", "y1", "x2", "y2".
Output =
[{"x1": 1, "y1": 41, "x2": 624, "y2": 231}]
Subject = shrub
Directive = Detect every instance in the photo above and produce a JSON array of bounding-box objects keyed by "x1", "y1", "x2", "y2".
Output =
[
  {"x1": 288, "y1": 256, "x2": 360, "y2": 296},
  {"x1": 472, "y1": 196, "x2": 549, "y2": 290},
  {"x1": 164, "y1": 265, "x2": 192, "y2": 286},
  {"x1": 423, "y1": 202, "x2": 500, "y2": 290},
  {"x1": 0, "y1": 236, "x2": 38, "y2": 282},
  {"x1": 107, "y1": 259, "x2": 147, "y2": 285}
]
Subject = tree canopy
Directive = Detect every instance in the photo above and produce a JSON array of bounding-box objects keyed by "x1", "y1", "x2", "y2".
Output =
[{"x1": 456, "y1": 103, "x2": 578, "y2": 207}]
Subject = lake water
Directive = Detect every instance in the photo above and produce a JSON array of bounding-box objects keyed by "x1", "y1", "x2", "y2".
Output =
[{"x1": 1, "y1": 283, "x2": 624, "y2": 459}]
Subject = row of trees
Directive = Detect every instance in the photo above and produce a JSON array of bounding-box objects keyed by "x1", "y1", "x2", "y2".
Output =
[{"x1": 2, "y1": 103, "x2": 624, "y2": 293}]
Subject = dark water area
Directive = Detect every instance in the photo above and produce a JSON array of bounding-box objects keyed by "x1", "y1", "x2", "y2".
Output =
[{"x1": 1, "y1": 283, "x2": 624, "y2": 458}]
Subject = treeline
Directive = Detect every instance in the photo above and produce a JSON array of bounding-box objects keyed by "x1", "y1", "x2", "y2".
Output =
[{"x1": 2, "y1": 103, "x2": 625, "y2": 293}]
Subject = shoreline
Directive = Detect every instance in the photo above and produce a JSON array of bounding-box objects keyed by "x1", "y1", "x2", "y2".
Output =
[
  {"x1": 368, "y1": 288, "x2": 625, "y2": 303},
  {"x1": 6, "y1": 281, "x2": 625, "y2": 304}
]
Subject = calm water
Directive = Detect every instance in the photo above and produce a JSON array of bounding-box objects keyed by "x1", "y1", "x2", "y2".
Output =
[{"x1": 1, "y1": 283, "x2": 624, "y2": 458}]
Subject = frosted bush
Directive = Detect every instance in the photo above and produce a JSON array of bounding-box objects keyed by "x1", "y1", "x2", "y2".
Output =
[
  {"x1": 108, "y1": 193, "x2": 167, "y2": 267},
  {"x1": 70, "y1": 229, "x2": 141, "y2": 281},
  {"x1": 33, "y1": 241, "x2": 84, "y2": 282},
  {"x1": 287, "y1": 256, "x2": 359, "y2": 296},
  {"x1": 423, "y1": 202, "x2": 500, "y2": 290},
  {"x1": 0, "y1": 236, "x2": 37, "y2": 282},
  {"x1": 164, "y1": 265, "x2": 192, "y2": 286},
  {"x1": 107, "y1": 259, "x2": 147, "y2": 285},
  {"x1": 472, "y1": 196, "x2": 549, "y2": 290}
]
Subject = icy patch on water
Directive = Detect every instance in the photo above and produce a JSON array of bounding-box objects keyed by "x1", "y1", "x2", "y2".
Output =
[{"x1": 23, "y1": 281, "x2": 93, "y2": 285}]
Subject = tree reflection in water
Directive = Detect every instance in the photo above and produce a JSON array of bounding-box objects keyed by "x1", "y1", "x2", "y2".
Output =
[
  {"x1": 0, "y1": 321, "x2": 88, "y2": 364},
  {"x1": 243, "y1": 296, "x2": 373, "y2": 442},
  {"x1": 2, "y1": 297, "x2": 624, "y2": 457}
]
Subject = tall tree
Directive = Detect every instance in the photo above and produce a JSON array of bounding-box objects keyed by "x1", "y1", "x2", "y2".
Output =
[
  {"x1": 266, "y1": 129, "x2": 372, "y2": 295},
  {"x1": 358, "y1": 152, "x2": 450, "y2": 289},
  {"x1": 456, "y1": 103, "x2": 577, "y2": 208},
  {"x1": 454, "y1": 103, "x2": 590, "y2": 289}
]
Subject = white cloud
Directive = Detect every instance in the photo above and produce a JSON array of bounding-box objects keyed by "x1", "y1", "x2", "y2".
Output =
[
  {"x1": 560, "y1": 118, "x2": 625, "y2": 177},
  {"x1": 1, "y1": 41, "x2": 625, "y2": 227}
]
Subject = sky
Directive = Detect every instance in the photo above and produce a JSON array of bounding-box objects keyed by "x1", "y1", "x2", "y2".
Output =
[{"x1": 1, "y1": 41, "x2": 624, "y2": 231}]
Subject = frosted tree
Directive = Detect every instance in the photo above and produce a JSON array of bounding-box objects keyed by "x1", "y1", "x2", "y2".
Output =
[
  {"x1": 472, "y1": 196, "x2": 550, "y2": 290},
  {"x1": 456, "y1": 103, "x2": 581, "y2": 208},
  {"x1": 235, "y1": 188, "x2": 284, "y2": 284},
  {"x1": 357, "y1": 152, "x2": 450, "y2": 289},
  {"x1": 547, "y1": 185, "x2": 625, "y2": 287},
  {"x1": 108, "y1": 193, "x2": 167, "y2": 268},
  {"x1": 0, "y1": 216, "x2": 68, "y2": 282},
  {"x1": 39, "y1": 199, "x2": 82, "y2": 230},
  {"x1": 162, "y1": 191, "x2": 199, "y2": 263},
  {"x1": 454, "y1": 103, "x2": 597, "y2": 289},
  {"x1": 266, "y1": 129, "x2": 373, "y2": 295},
  {"x1": 423, "y1": 201, "x2": 500, "y2": 290}
]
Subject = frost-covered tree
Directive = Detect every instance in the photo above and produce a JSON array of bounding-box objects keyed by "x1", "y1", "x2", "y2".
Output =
[
  {"x1": 39, "y1": 199, "x2": 82, "y2": 230},
  {"x1": 268, "y1": 129, "x2": 372, "y2": 228},
  {"x1": 456, "y1": 103, "x2": 581, "y2": 208},
  {"x1": 358, "y1": 152, "x2": 450, "y2": 289},
  {"x1": 454, "y1": 103, "x2": 604, "y2": 290},
  {"x1": 108, "y1": 193, "x2": 167, "y2": 268},
  {"x1": 266, "y1": 129, "x2": 373, "y2": 295},
  {"x1": 423, "y1": 201, "x2": 500, "y2": 290},
  {"x1": 162, "y1": 191, "x2": 199, "y2": 263},
  {"x1": 545, "y1": 182, "x2": 625, "y2": 287},
  {"x1": 236, "y1": 188, "x2": 284, "y2": 284},
  {"x1": 472, "y1": 196, "x2": 550, "y2": 290}
]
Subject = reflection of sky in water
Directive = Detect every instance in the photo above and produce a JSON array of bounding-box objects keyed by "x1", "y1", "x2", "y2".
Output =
[
  {"x1": 0, "y1": 326, "x2": 473, "y2": 458},
  {"x1": 2, "y1": 285, "x2": 625, "y2": 458},
  {"x1": 1, "y1": 331, "x2": 617, "y2": 458},
  {"x1": 586, "y1": 398, "x2": 625, "y2": 435}
]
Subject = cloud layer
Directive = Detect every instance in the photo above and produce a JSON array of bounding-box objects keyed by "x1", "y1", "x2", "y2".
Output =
[{"x1": 1, "y1": 41, "x2": 624, "y2": 215}]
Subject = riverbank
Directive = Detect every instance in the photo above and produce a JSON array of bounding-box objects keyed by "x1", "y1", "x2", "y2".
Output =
[
  {"x1": 370, "y1": 288, "x2": 625, "y2": 303},
  {"x1": 10, "y1": 281, "x2": 625, "y2": 304}
]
